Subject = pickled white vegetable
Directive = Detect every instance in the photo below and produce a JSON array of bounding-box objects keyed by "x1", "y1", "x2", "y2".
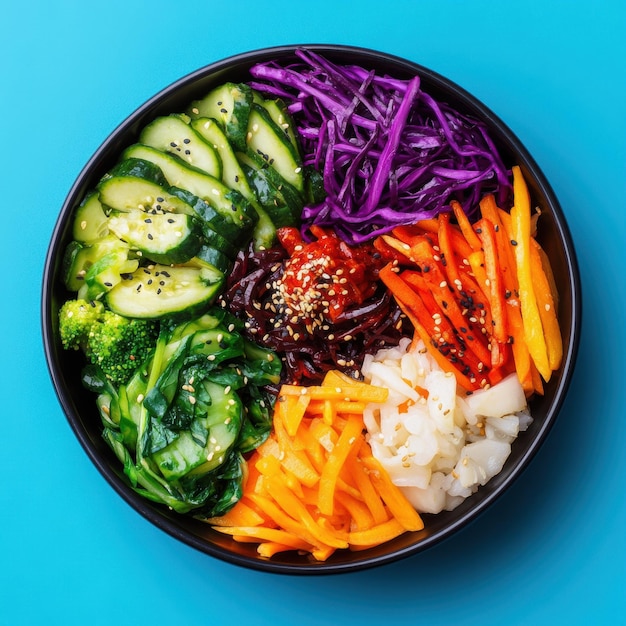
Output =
[{"x1": 361, "y1": 339, "x2": 531, "y2": 514}]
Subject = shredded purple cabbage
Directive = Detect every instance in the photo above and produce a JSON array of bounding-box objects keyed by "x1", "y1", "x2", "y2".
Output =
[{"x1": 249, "y1": 49, "x2": 511, "y2": 244}]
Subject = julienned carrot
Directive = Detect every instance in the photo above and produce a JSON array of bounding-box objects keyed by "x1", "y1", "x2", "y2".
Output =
[
  {"x1": 377, "y1": 176, "x2": 563, "y2": 396},
  {"x1": 479, "y1": 195, "x2": 535, "y2": 395},
  {"x1": 211, "y1": 374, "x2": 424, "y2": 560},
  {"x1": 394, "y1": 295, "x2": 477, "y2": 392},
  {"x1": 451, "y1": 199, "x2": 482, "y2": 251},
  {"x1": 476, "y1": 218, "x2": 508, "y2": 345}
]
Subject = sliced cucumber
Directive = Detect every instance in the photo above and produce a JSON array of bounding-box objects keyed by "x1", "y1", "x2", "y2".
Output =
[
  {"x1": 188, "y1": 82, "x2": 253, "y2": 152},
  {"x1": 108, "y1": 209, "x2": 203, "y2": 265},
  {"x1": 63, "y1": 235, "x2": 137, "y2": 295},
  {"x1": 72, "y1": 192, "x2": 109, "y2": 243},
  {"x1": 194, "y1": 243, "x2": 232, "y2": 274},
  {"x1": 84, "y1": 249, "x2": 139, "y2": 300},
  {"x1": 246, "y1": 103, "x2": 304, "y2": 193},
  {"x1": 191, "y1": 116, "x2": 277, "y2": 249},
  {"x1": 106, "y1": 263, "x2": 224, "y2": 319},
  {"x1": 256, "y1": 95, "x2": 301, "y2": 158},
  {"x1": 103, "y1": 157, "x2": 168, "y2": 186},
  {"x1": 237, "y1": 152, "x2": 303, "y2": 226},
  {"x1": 151, "y1": 380, "x2": 242, "y2": 479},
  {"x1": 98, "y1": 173, "x2": 195, "y2": 216},
  {"x1": 139, "y1": 114, "x2": 222, "y2": 179},
  {"x1": 166, "y1": 185, "x2": 253, "y2": 251},
  {"x1": 122, "y1": 144, "x2": 257, "y2": 245},
  {"x1": 190, "y1": 117, "x2": 255, "y2": 201},
  {"x1": 239, "y1": 159, "x2": 300, "y2": 228}
]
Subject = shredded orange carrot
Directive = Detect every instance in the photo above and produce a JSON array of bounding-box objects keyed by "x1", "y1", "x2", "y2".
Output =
[
  {"x1": 211, "y1": 374, "x2": 424, "y2": 561},
  {"x1": 376, "y1": 174, "x2": 563, "y2": 395}
]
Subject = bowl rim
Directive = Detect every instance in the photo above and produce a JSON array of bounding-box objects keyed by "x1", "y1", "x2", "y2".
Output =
[{"x1": 41, "y1": 43, "x2": 582, "y2": 575}]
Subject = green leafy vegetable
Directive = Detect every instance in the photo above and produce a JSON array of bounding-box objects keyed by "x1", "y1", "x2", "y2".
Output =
[{"x1": 80, "y1": 308, "x2": 281, "y2": 517}]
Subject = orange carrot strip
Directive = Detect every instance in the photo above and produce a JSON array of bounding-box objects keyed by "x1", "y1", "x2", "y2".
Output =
[
  {"x1": 280, "y1": 384, "x2": 388, "y2": 404},
  {"x1": 507, "y1": 300, "x2": 534, "y2": 395},
  {"x1": 348, "y1": 518, "x2": 410, "y2": 546},
  {"x1": 264, "y1": 475, "x2": 349, "y2": 549},
  {"x1": 451, "y1": 199, "x2": 483, "y2": 251},
  {"x1": 438, "y1": 211, "x2": 464, "y2": 290},
  {"x1": 467, "y1": 250, "x2": 490, "y2": 301},
  {"x1": 345, "y1": 455, "x2": 389, "y2": 525},
  {"x1": 273, "y1": 391, "x2": 311, "y2": 438},
  {"x1": 246, "y1": 492, "x2": 323, "y2": 549},
  {"x1": 307, "y1": 399, "x2": 368, "y2": 415},
  {"x1": 272, "y1": 416, "x2": 320, "y2": 488},
  {"x1": 477, "y1": 218, "x2": 508, "y2": 345},
  {"x1": 257, "y1": 542, "x2": 308, "y2": 558},
  {"x1": 335, "y1": 491, "x2": 375, "y2": 531},
  {"x1": 478, "y1": 196, "x2": 534, "y2": 392},
  {"x1": 206, "y1": 498, "x2": 265, "y2": 527},
  {"x1": 395, "y1": 297, "x2": 475, "y2": 392},
  {"x1": 413, "y1": 218, "x2": 439, "y2": 234},
  {"x1": 318, "y1": 414, "x2": 364, "y2": 516},
  {"x1": 361, "y1": 455, "x2": 424, "y2": 531},
  {"x1": 213, "y1": 525, "x2": 314, "y2": 551}
]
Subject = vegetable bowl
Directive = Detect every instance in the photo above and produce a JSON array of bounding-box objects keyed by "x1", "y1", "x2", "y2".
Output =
[{"x1": 42, "y1": 44, "x2": 581, "y2": 574}]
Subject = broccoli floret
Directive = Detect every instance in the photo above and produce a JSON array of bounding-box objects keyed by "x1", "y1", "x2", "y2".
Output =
[
  {"x1": 59, "y1": 299, "x2": 106, "y2": 351},
  {"x1": 59, "y1": 298, "x2": 159, "y2": 385}
]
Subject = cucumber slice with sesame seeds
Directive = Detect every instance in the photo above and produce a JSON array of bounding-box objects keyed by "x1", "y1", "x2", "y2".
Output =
[
  {"x1": 190, "y1": 117, "x2": 253, "y2": 196},
  {"x1": 166, "y1": 186, "x2": 253, "y2": 254},
  {"x1": 139, "y1": 114, "x2": 222, "y2": 179},
  {"x1": 187, "y1": 82, "x2": 254, "y2": 152},
  {"x1": 246, "y1": 103, "x2": 304, "y2": 193},
  {"x1": 190, "y1": 116, "x2": 277, "y2": 250},
  {"x1": 122, "y1": 144, "x2": 257, "y2": 245},
  {"x1": 150, "y1": 379, "x2": 243, "y2": 480},
  {"x1": 83, "y1": 248, "x2": 140, "y2": 300},
  {"x1": 62, "y1": 235, "x2": 138, "y2": 295},
  {"x1": 108, "y1": 209, "x2": 203, "y2": 265},
  {"x1": 98, "y1": 174, "x2": 196, "y2": 216},
  {"x1": 72, "y1": 192, "x2": 110, "y2": 243},
  {"x1": 106, "y1": 263, "x2": 224, "y2": 319},
  {"x1": 254, "y1": 94, "x2": 302, "y2": 159}
]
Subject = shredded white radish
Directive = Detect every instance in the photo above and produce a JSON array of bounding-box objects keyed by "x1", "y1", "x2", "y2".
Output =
[{"x1": 361, "y1": 338, "x2": 532, "y2": 514}]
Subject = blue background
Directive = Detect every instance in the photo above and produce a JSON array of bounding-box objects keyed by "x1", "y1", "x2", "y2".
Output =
[{"x1": 2, "y1": 1, "x2": 624, "y2": 624}]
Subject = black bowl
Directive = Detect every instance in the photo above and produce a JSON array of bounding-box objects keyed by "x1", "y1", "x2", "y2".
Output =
[{"x1": 42, "y1": 44, "x2": 581, "y2": 574}]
